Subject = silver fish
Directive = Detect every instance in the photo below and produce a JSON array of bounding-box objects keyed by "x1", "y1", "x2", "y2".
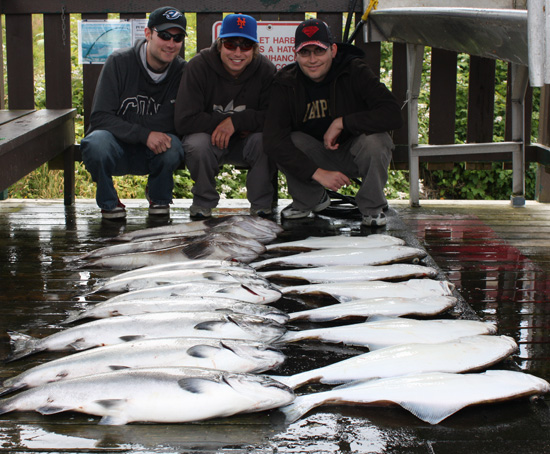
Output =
[
  {"x1": 100, "y1": 260, "x2": 254, "y2": 282},
  {"x1": 110, "y1": 215, "x2": 280, "y2": 243},
  {"x1": 261, "y1": 264, "x2": 438, "y2": 284},
  {"x1": 88, "y1": 270, "x2": 270, "y2": 294},
  {"x1": 281, "y1": 370, "x2": 549, "y2": 424},
  {"x1": 251, "y1": 246, "x2": 427, "y2": 270},
  {"x1": 281, "y1": 279, "x2": 455, "y2": 303},
  {"x1": 279, "y1": 316, "x2": 497, "y2": 348},
  {"x1": 103, "y1": 282, "x2": 282, "y2": 305},
  {"x1": 6, "y1": 312, "x2": 287, "y2": 361},
  {"x1": 265, "y1": 234, "x2": 405, "y2": 252},
  {"x1": 288, "y1": 295, "x2": 458, "y2": 322},
  {"x1": 63, "y1": 297, "x2": 289, "y2": 325},
  {"x1": 1, "y1": 338, "x2": 286, "y2": 395},
  {"x1": 71, "y1": 232, "x2": 266, "y2": 262},
  {"x1": 272, "y1": 335, "x2": 518, "y2": 389},
  {"x1": 82, "y1": 240, "x2": 262, "y2": 270},
  {"x1": 0, "y1": 367, "x2": 295, "y2": 425}
]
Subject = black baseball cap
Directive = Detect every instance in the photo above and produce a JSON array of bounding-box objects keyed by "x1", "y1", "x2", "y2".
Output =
[
  {"x1": 295, "y1": 19, "x2": 334, "y2": 52},
  {"x1": 148, "y1": 6, "x2": 187, "y2": 35}
]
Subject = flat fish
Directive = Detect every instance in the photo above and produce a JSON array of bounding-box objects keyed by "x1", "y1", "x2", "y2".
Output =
[
  {"x1": 265, "y1": 234, "x2": 405, "y2": 252},
  {"x1": 63, "y1": 297, "x2": 289, "y2": 325},
  {"x1": 272, "y1": 335, "x2": 518, "y2": 389},
  {"x1": 260, "y1": 264, "x2": 439, "y2": 284},
  {"x1": 6, "y1": 312, "x2": 287, "y2": 361},
  {"x1": 88, "y1": 269, "x2": 271, "y2": 294},
  {"x1": 0, "y1": 367, "x2": 295, "y2": 425},
  {"x1": 82, "y1": 240, "x2": 262, "y2": 270},
  {"x1": 102, "y1": 282, "x2": 282, "y2": 305},
  {"x1": 70, "y1": 232, "x2": 266, "y2": 263},
  {"x1": 1, "y1": 338, "x2": 286, "y2": 395},
  {"x1": 281, "y1": 279, "x2": 455, "y2": 303},
  {"x1": 288, "y1": 295, "x2": 458, "y2": 322},
  {"x1": 251, "y1": 246, "x2": 427, "y2": 270},
  {"x1": 279, "y1": 316, "x2": 497, "y2": 348},
  {"x1": 280, "y1": 370, "x2": 549, "y2": 424}
]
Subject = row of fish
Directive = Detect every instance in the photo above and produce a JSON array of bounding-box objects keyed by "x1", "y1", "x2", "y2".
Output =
[{"x1": 1, "y1": 216, "x2": 548, "y2": 427}]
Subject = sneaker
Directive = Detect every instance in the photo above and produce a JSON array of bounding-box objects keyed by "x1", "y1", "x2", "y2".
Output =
[
  {"x1": 250, "y1": 207, "x2": 272, "y2": 217},
  {"x1": 101, "y1": 199, "x2": 126, "y2": 220},
  {"x1": 281, "y1": 192, "x2": 331, "y2": 219},
  {"x1": 190, "y1": 204, "x2": 212, "y2": 219},
  {"x1": 362, "y1": 212, "x2": 387, "y2": 227},
  {"x1": 145, "y1": 186, "x2": 170, "y2": 216}
]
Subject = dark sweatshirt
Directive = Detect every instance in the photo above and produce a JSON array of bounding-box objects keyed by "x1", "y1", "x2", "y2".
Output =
[
  {"x1": 174, "y1": 42, "x2": 276, "y2": 136},
  {"x1": 263, "y1": 43, "x2": 404, "y2": 181},
  {"x1": 86, "y1": 39, "x2": 186, "y2": 144}
]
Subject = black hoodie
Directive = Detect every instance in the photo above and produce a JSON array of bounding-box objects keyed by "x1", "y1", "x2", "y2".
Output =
[
  {"x1": 175, "y1": 42, "x2": 276, "y2": 136},
  {"x1": 263, "y1": 43, "x2": 403, "y2": 181},
  {"x1": 87, "y1": 39, "x2": 186, "y2": 145}
]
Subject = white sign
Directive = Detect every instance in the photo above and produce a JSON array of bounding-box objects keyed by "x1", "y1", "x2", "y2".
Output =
[{"x1": 213, "y1": 21, "x2": 301, "y2": 69}]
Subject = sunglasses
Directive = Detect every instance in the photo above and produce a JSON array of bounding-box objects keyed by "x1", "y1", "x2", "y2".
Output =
[
  {"x1": 222, "y1": 39, "x2": 254, "y2": 51},
  {"x1": 297, "y1": 47, "x2": 329, "y2": 57},
  {"x1": 154, "y1": 28, "x2": 185, "y2": 43}
]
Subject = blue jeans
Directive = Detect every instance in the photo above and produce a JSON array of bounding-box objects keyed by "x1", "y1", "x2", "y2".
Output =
[{"x1": 81, "y1": 130, "x2": 184, "y2": 210}]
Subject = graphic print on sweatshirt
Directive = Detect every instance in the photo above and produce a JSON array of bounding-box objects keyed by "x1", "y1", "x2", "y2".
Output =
[
  {"x1": 118, "y1": 95, "x2": 161, "y2": 116},
  {"x1": 213, "y1": 100, "x2": 246, "y2": 115}
]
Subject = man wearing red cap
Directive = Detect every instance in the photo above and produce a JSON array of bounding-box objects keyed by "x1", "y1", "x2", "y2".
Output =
[
  {"x1": 175, "y1": 14, "x2": 277, "y2": 219},
  {"x1": 81, "y1": 6, "x2": 187, "y2": 220},
  {"x1": 263, "y1": 18, "x2": 403, "y2": 227}
]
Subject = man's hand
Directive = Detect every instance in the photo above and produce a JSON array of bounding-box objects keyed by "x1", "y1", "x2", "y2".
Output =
[
  {"x1": 324, "y1": 117, "x2": 344, "y2": 150},
  {"x1": 312, "y1": 168, "x2": 350, "y2": 192},
  {"x1": 147, "y1": 131, "x2": 172, "y2": 154},
  {"x1": 211, "y1": 117, "x2": 235, "y2": 149}
]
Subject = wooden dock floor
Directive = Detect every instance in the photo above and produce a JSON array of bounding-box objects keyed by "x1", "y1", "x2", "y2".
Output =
[{"x1": 0, "y1": 198, "x2": 550, "y2": 453}]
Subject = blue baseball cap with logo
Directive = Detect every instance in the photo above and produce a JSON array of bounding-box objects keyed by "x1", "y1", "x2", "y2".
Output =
[
  {"x1": 148, "y1": 6, "x2": 187, "y2": 35},
  {"x1": 219, "y1": 13, "x2": 258, "y2": 43}
]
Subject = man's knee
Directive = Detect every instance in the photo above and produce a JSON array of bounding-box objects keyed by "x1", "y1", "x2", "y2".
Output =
[
  {"x1": 80, "y1": 130, "x2": 119, "y2": 166},
  {"x1": 182, "y1": 133, "x2": 212, "y2": 158}
]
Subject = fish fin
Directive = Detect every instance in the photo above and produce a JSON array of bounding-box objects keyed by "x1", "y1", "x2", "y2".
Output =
[
  {"x1": 180, "y1": 241, "x2": 213, "y2": 260},
  {"x1": 108, "y1": 365, "x2": 131, "y2": 371},
  {"x1": 398, "y1": 401, "x2": 465, "y2": 425},
  {"x1": 119, "y1": 335, "x2": 145, "y2": 343},
  {"x1": 60, "y1": 310, "x2": 84, "y2": 324},
  {"x1": 99, "y1": 414, "x2": 130, "y2": 426},
  {"x1": 96, "y1": 399, "x2": 127, "y2": 410},
  {"x1": 5, "y1": 331, "x2": 41, "y2": 362},
  {"x1": 36, "y1": 405, "x2": 73, "y2": 415},
  {"x1": 187, "y1": 345, "x2": 220, "y2": 358},
  {"x1": 194, "y1": 321, "x2": 225, "y2": 332},
  {"x1": 67, "y1": 338, "x2": 91, "y2": 351},
  {"x1": 178, "y1": 377, "x2": 220, "y2": 394}
]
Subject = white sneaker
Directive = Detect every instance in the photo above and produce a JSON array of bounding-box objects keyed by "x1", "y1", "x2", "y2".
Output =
[
  {"x1": 362, "y1": 212, "x2": 387, "y2": 227},
  {"x1": 190, "y1": 204, "x2": 212, "y2": 219},
  {"x1": 281, "y1": 192, "x2": 331, "y2": 219},
  {"x1": 250, "y1": 207, "x2": 272, "y2": 217}
]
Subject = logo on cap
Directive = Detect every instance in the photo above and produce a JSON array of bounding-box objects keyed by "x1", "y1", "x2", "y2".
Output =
[
  {"x1": 163, "y1": 9, "x2": 183, "y2": 21},
  {"x1": 302, "y1": 26, "x2": 319, "y2": 38},
  {"x1": 237, "y1": 17, "x2": 246, "y2": 29}
]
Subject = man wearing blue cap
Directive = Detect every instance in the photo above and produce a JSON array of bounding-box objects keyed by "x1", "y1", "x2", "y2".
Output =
[
  {"x1": 81, "y1": 6, "x2": 186, "y2": 220},
  {"x1": 175, "y1": 13, "x2": 277, "y2": 218}
]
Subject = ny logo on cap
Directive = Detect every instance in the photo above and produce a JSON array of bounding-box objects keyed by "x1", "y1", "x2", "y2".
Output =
[
  {"x1": 302, "y1": 26, "x2": 319, "y2": 38},
  {"x1": 163, "y1": 9, "x2": 183, "y2": 20},
  {"x1": 237, "y1": 17, "x2": 246, "y2": 28}
]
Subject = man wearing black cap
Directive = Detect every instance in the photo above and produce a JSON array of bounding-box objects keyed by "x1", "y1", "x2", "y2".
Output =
[
  {"x1": 174, "y1": 14, "x2": 276, "y2": 219},
  {"x1": 263, "y1": 18, "x2": 403, "y2": 227},
  {"x1": 81, "y1": 6, "x2": 187, "y2": 220}
]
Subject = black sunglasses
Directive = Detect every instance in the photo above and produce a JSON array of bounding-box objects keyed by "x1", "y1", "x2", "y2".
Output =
[
  {"x1": 154, "y1": 28, "x2": 185, "y2": 43},
  {"x1": 222, "y1": 39, "x2": 254, "y2": 51}
]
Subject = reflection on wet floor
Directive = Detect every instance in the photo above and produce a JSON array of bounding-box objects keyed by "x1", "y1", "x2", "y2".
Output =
[{"x1": 1, "y1": 199, "x2": 550, "y2": 452}]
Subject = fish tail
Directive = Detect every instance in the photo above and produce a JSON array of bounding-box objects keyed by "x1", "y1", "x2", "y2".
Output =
[
  {"x1": 0, "y1": 396, "x2": 17, "y2": 415},
  {"x1": 279, "y1": 394, "x2": 321, "y2": 424},
  {"x1": 5, "y1": 331, "x2": 41, "y2": 362}
]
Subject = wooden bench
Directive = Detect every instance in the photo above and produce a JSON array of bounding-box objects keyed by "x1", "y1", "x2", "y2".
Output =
[{"x1": 0, "y1": 109, "x2": 76, "y2": 204}]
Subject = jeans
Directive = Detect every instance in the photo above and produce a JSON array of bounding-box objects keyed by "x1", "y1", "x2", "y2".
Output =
[{"x1": 81, "y1": 130, "x2": 184, "y2": 210}]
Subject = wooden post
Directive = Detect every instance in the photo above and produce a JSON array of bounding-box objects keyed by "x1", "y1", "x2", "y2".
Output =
[{"x1": 536, "y1": 85, "x2": 550, "y2": 202}]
